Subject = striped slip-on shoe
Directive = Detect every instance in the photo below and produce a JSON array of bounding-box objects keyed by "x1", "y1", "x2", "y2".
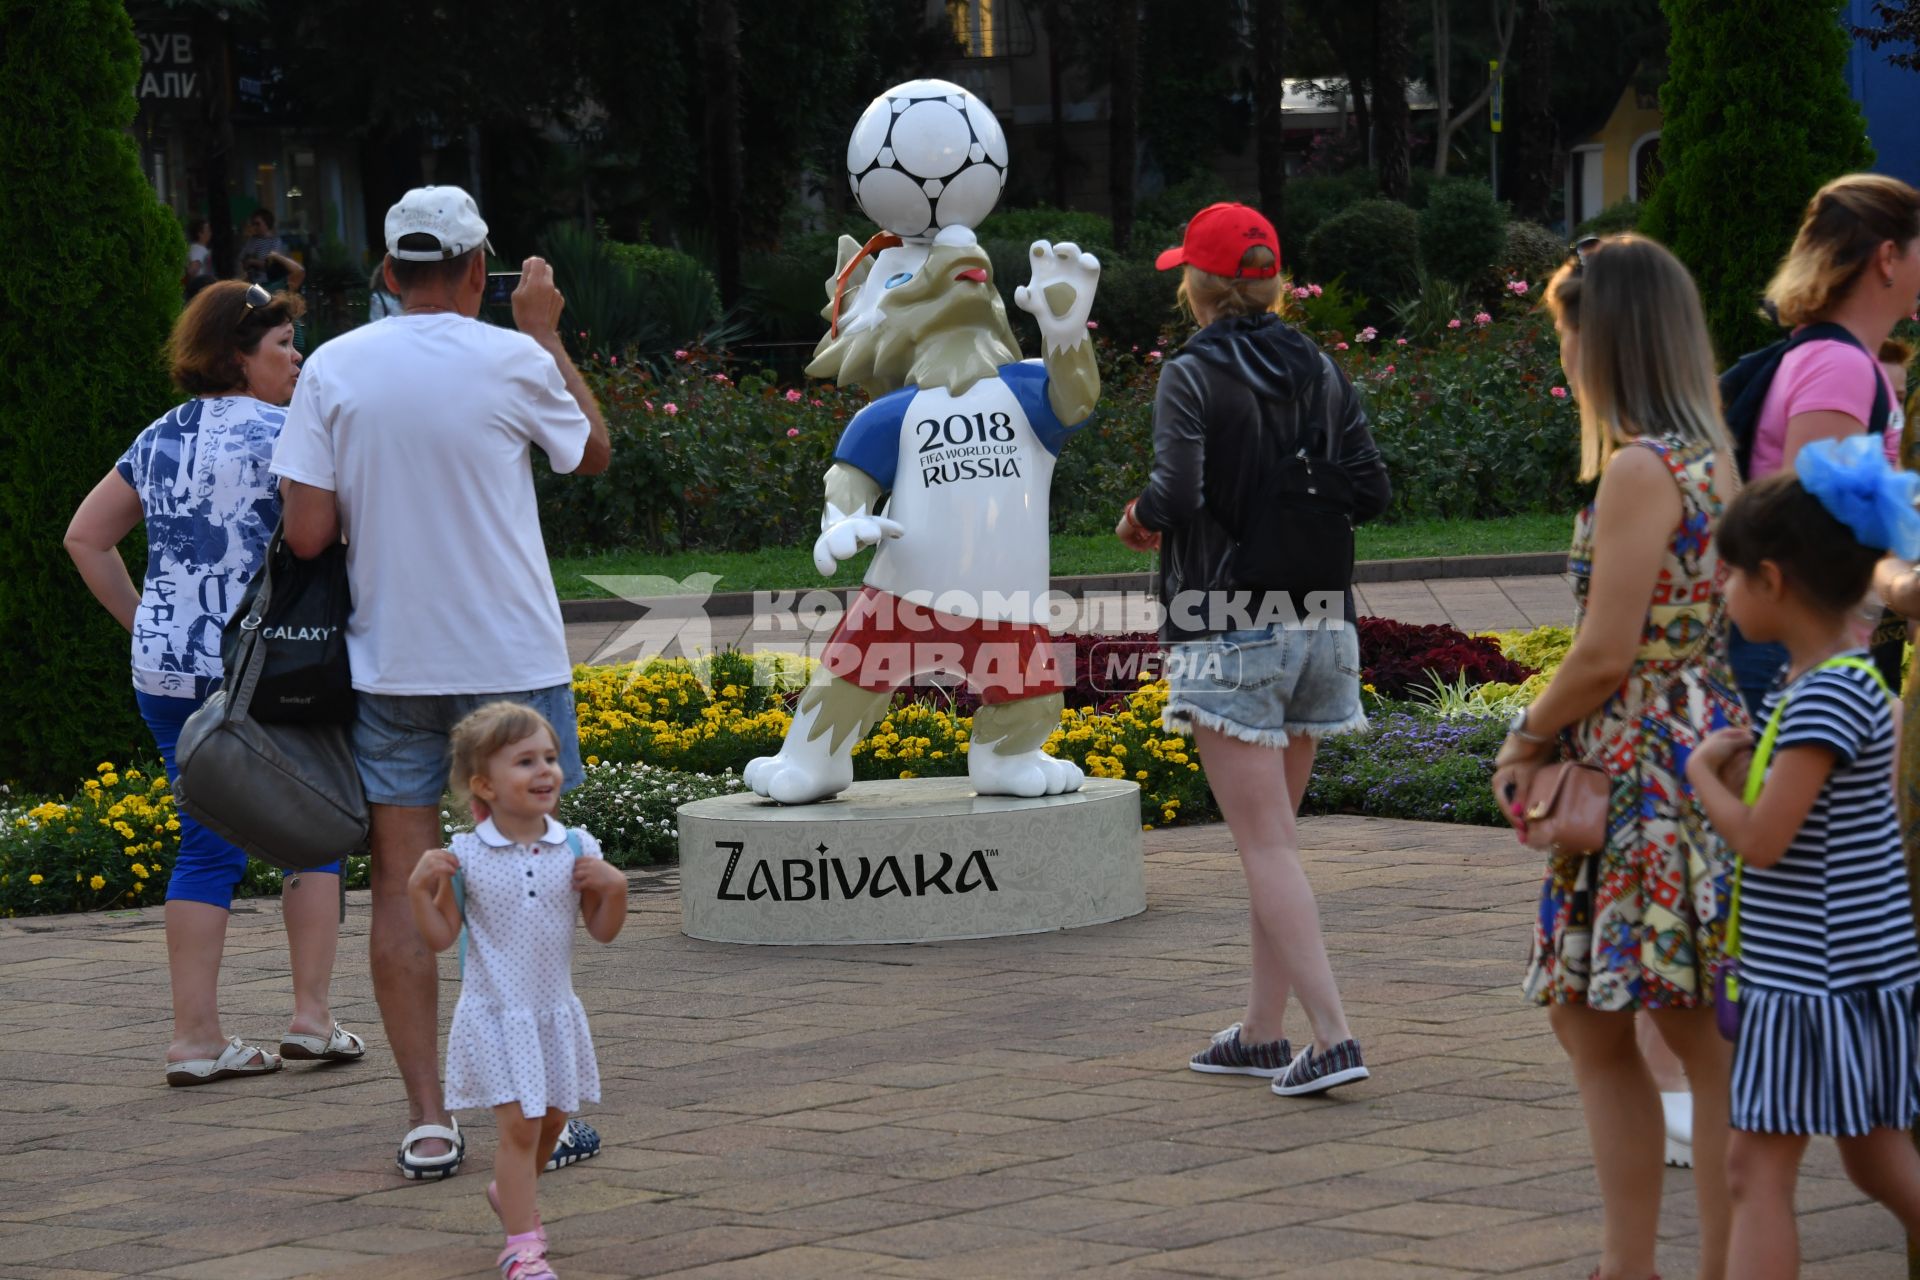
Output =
[
  {"x1": 1188, "y1": 1023, "x2": 1294, "y2": 1078},
  {"x1": 1272, "y1": 1038, "x2": 1370, "y2": 1096}
]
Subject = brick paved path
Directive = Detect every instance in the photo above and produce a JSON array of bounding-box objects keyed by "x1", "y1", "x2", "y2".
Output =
[{"x1": 0, "y1": 817, "x2": 1901, "y2": 1278}]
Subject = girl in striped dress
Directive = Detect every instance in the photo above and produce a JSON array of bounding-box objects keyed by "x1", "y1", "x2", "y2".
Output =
[{"x1": 1686, "y1": 436, "x2": 1920, "y2": 1278}]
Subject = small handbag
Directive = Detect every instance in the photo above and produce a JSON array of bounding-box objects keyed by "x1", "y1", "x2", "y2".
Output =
[
  {"x1": 1520, "y1": 758, "x2": 1610, "y2": 856},
  {"x1": 1714, "y1": 654, "x2": 1894, "y2": 1042}
]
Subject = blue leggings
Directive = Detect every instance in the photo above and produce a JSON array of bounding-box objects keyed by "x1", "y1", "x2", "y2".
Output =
[{"x1": 136, "y1": 689, "x2": 341, "y2": 908}]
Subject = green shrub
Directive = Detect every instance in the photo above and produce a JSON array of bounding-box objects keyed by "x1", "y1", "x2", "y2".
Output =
[
  {"x1": 608, "y1": 240, "x2": 722, "y2": 334},
  {"x1": 1418, "y1": 178, "x2": 1507, "y2": 289},
  {"x1": 1389, "y1": 273, "x2": 1469, "y2": 345},
  {"x1": 1090, "y1": 257, "x2": 1181, "y2": 353},
  {"x1": 1307, "y1": 200, "x2": 1423, "y2": 326},
  {"x1": 1304, "y1": 710, "x2": 1506, "y2": 825},
  {"x1": 976, "y1": 206, "x2": 1114, "y2": 254},
  {"x1": 1278, "y1": 171, "x2": 1379, "y2": 277},
  {"x1": 558, "y1": 760, "x2": 746, "y2": 866},
  {"x1": 1576, "y1": 199, "x2": 1641, "y2": 239},
  {"x1": 1502, "y1": 221, "x2": 1568, "y2": 289},
  {"x1": 742, "y1": 250, "x2": 830, "y2": 347},
  {"x1": 1646, "y1": 0, "x2": 1875, "y2": 360},
  {"x1": 0, "y1": 0, "x2": 182, "y2": 788}
]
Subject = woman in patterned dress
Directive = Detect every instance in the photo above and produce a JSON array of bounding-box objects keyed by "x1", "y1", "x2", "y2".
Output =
[{"x1": 1491, "y1": 236, "x2": 1744, "y2": 1280}]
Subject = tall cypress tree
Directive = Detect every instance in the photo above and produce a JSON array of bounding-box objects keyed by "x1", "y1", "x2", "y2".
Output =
[
  {"x1": 1643, "y1": 0, "x2": 1873, "y2": 363},
  {"x1": 0, "y1": 0, "x2": 181, "y2": 787}
]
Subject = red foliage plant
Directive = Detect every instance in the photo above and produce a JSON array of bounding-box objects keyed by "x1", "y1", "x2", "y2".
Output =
[{"x1": 1355, "y1": 617, "x2": 1534, "y2": 701}]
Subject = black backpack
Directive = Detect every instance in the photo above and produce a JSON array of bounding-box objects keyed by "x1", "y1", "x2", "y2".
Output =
[{"x1": 1720, "y1": 322, "x2": 1889, "y2": 479}]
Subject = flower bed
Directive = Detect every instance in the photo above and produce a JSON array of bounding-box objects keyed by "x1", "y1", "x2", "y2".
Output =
[{"x1": 0, "y1": 622, "x2": 1575, "y2": 916}]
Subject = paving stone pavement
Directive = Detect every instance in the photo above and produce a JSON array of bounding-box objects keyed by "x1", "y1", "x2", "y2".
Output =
[
  {"x1": 0, "y1": 816, "x2": 1903, "y2": 1278},
  {"x1": 564, "y1": 576, "x2": 1577, "y2": 667}
]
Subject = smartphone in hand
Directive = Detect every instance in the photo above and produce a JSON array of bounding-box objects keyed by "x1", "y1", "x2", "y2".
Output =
[{"x1": 484, "y1": 271, "x2": 522, "y2": 305}]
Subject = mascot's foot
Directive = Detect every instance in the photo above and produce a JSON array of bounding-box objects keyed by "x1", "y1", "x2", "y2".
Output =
[
  {"x1": 969, "y1": 749, "x2": 1084, "y2": 798},
  {"x1": 743, "y1": 752, "x2": 853, "y2": 805}
]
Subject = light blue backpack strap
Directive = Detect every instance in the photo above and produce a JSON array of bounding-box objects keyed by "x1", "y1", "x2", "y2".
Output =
[
  {"x1": 452, "y1": 864, "x2": 468, "y2": 979},
  {"x1": 566, "y1": 828, "x2": 585, "y2": 860}
]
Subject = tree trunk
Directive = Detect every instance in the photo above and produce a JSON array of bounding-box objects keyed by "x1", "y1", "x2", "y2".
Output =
[
  {"x1": 1431, "y1": 0, "x2": 1518, "y2": 176},
  {"x1": 1507, "y1": 0, "x2": 1555, "y2": 221},
  {"x1": 1108, "y1": 0, "x2": 1139, "y2": 253},
  {"x1": 699, "y1": 0, "x2": 744, "y2": 307},
  {"x1": 1253, "y1": 0, "x2": 1286, "y2": 228},
  {"x1": 1373, "y1": 0, "x2": 1412, "y2": 198}
]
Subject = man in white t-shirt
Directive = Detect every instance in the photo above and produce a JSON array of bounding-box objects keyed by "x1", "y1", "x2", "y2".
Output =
[{"x1": 272, "y1": 186, "x2": 610, "y2": 1182}]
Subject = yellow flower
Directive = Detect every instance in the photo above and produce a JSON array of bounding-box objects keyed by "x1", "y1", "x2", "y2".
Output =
[
  {"x1": 101, "y1": 774, "x2": 118, "y2": 787},
  {"x1": 97, "y1": 762, "x2": 114, "y2": 774},
  {"x1": 27, "y1": 874, "x2": 42, "y2": 886},
  {"x1": 165, "y1": 819, "x2": 180, "y2": 832},
  {"x1": 132, "y1": 864, "x2": 149, "y2": 879},
  {"x1": 586, "y1": 754, "x2": 600, "y2": 766}
]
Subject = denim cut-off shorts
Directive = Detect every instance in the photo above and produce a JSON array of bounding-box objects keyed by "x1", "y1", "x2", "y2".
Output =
[
  {"x1": 1162, "y1": 623, "x2": 1367, "y2": 749},
  {"x1": 351, "y1": 684, "x2": 586, "y2": 807}
]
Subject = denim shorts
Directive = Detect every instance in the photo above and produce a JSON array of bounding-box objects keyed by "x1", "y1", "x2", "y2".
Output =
[
  {"x1": 351, "y1": 685, "x2": 585, "y2": 807},
  {"x1": 136, "y1": 689, "x2": 341, "y2": 908},
  {"x1": 1162, "y1": 624, "x2": 1367, "y2": 748}
]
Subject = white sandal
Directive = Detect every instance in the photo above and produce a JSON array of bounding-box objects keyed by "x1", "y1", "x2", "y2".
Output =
[
  {"x1": 165, "y1": 1037, "x2": 283, "y2": 1087},
  {"x1": 280, "y1": 1024, "x2": 365, "y2": 1062},
  {"x1": 397, "y1": 1118, "x2": 463, "y2": 1181}
]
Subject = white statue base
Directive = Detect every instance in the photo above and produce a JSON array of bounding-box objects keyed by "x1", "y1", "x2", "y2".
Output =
[{"x1": 677, "y1": 778, "x2": 1145, "y2": 945}]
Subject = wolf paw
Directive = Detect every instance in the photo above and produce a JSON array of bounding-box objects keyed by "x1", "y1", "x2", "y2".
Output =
[
  {"x1": 968, "y1": 748, "x2": 1085, "y2": 798},
  {"x1": 744, "y1": 752, "x2": 854, "y2": 805}
]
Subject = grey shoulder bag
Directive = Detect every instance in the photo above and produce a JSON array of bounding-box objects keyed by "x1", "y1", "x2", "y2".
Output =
[{"x1": 173, "y1": 534, "x2": 370, "y2": 871}]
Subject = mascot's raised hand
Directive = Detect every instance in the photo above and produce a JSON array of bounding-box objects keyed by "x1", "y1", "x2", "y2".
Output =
[{"x1": 1015, "y1": 240, "x2": 1101, "y2": 358}]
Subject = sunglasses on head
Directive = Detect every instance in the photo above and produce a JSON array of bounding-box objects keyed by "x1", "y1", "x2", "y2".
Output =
[
  {"x1": 242, "y1": 283, "x2": 271, "y2": 311},
  {"x1": 1569, "y1": 236, "x2": 1603, "y2": 274}
]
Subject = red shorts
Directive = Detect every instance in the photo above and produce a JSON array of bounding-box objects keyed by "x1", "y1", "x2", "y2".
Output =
[{"x1": 820, "y1": 587, "x2": 1069, "y2": 704}]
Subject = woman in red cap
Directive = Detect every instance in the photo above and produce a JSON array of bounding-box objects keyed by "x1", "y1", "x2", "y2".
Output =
[{"x1": 1120, "y1": 202, "x2": 1391, "y2": 1097}]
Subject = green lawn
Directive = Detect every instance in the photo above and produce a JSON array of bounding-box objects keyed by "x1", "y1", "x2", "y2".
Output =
[{"x1": 550, "y1": 512, "x2": 1573, "y2": 600}]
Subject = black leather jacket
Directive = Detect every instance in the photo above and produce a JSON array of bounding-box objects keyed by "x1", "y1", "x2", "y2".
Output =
[{"x1": 1132, "y1": 314, "x2": 1392, "y2": 643}]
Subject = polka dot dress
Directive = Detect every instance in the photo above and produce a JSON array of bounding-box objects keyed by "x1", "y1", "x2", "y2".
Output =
[{"x1": 444, "y1": 820, "x2": 603, "y2": 1120}]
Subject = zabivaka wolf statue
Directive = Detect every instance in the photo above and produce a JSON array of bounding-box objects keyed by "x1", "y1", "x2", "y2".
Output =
[{"x1": 743, "y1": 85, "x2": 1100, "y2": 806}]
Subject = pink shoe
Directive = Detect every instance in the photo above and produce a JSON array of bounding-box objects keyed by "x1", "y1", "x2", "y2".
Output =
[
  {"x1": 497, "y1": 1241, "x2": 557, "y2": 1280},
  {"x1": 487, "y1": 1181, "x2": 546, "y2": 1245}
]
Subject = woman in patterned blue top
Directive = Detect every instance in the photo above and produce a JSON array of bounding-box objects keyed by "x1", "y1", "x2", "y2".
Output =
[
  {"x1": 1686, "y1": 437, "x2": 1920, "y2": 1277},
  {"x1": 65, "y1": 282, "x2": 363, "y2": 1087}
]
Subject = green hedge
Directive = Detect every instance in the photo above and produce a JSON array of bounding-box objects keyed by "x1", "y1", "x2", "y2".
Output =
[
  {"x1": 1308, "y1": 200, "x2": 1423, "y2": 326},
  {"x1": 0, "y1": 0, "x2": 183, "y2": 788}
]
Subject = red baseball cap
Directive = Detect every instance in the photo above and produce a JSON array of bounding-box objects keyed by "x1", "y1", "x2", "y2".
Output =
[{"x1": 1154, "y1": 202, "x2": 1281, "y2": 278}]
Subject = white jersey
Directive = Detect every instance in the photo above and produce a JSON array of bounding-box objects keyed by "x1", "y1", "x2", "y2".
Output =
[{"x1": 835, "y1": 363, "x2": 1082, "y2": 625}]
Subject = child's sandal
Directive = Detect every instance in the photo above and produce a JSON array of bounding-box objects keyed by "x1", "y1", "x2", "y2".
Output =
[{"x1": 497, "y1": 1243, "x2": 557, "y2": 1280}]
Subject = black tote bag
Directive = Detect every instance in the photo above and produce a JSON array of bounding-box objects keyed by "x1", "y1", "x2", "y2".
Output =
[{"x1": 220, "y1": 523, "x2": 355, "y2": 724}]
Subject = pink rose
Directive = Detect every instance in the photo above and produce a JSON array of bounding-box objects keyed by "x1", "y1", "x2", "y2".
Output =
[
  {"x1": 1293, "y1": 286, "x2": 1311, "y2": 300},
  {"x1": 1087, "y1": 320, "x2": 1100, "y2": 330},
  {"x1": 664, "y1": 403, "x2": 679, "y2": 416},
  {"x1": 1334, "y1": 342, "x2": 1349, "y2": 351},
  {"x1": 674, "y1": 349, "x2": 689, "y2": 360},
  {"x1": 712, "y1": 373, "x2": 730, "y2": 385},
  {"x1": 1508, "y1": 280, "x2": 1530, "y2": 296},
  {"x1": 1309, "y1": 284, "x2": 1323, "y2": 297},
  {"x1": 1357, "y1": 326, "x2": 1378, "y2": 342},
  {"x1": 1396, "y1": 338, "x2": 1408, "y2": 346},
  {"x1": 1550, "y1": 386, "x2": 1569, "y2": 399},
  {"x1": 1384, "y1": 365, "x2": 1395, "y2": 375},
  {"x1": 1146, "y1": 350, "x2": 1162, "y2": 361},
  {"x1": 610, "y1": 355, "x2": 619, "y2": 365},
  {"x1": 786, "y1": 427, "x2": 800, "y2": 438},
  {"x1": 1474, "y1": 312, "x2": 1492, "y2": 326},
  {"x1": 1447, "y1": 318, "x2": 1462, "y2": 330},
  {"x1": 643, "y1": 400, "x2": 655, "y2": 411},
  {"x1": 785, "y1": 389, "x2": 802, "y2": 402},
  {"x1": 810, "y1": 398, "x2": 823, "y2": 407}
]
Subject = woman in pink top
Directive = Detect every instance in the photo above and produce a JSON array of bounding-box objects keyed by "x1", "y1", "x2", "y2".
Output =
[{"x1": 1728, "y1": 174, "x2": 1920, "y2": 714}]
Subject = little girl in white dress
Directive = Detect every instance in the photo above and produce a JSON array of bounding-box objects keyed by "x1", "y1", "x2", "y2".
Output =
[{"x1": 409, "y1": 702, "x2": 629, "y2": 1280}]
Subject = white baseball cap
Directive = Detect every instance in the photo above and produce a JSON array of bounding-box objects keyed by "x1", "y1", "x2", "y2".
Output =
[{"x1": 385, "y1": 185, "x2": 492, "y2": 261}]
